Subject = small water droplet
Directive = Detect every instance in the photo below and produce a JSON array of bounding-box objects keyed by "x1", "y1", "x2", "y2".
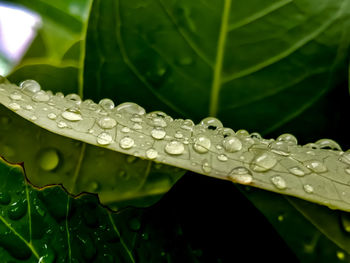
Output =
[
  {"x1": 38, "y1": 148, "x2": 60, "y2": 171},
  {"x1": 65, "y1": 93, "x2": 82, "y2": 104},
  {"x1": 32, "y1": 91, "x2": 50, "y2": 102},
  {"x1": 30, "y1": 116, "x2": 37, "y2": 121},
  {"x1": 345, "y1": 167, "x2": 350, "y2": 175},
  {"x1": 25, "y1": 105, "x2": 33, "y2": 110},
  {"x1": 10, "y1": 91, "x2": 22, "y2": 100},
  {"x1": 8, "y1": 200, "x2": 27, "y2": 220},
  {"x1": 251, "y1": 151, "x2": 277, "y2": 172},
  {"x1": 217, "y1": 154, "x2": 228, "y2": 162},
  {"x1": 304, "y1": 160, "x2": 327, "y2": 173},
  {"x1": 115, "y1": 102, "x2": 145, "y2": 115},
  {"x1": 337, "y1": 251, "x2": 345, "y2": 261},
  {"x1": 146, "y1": 148, "x2": 158, "y2": 159},
  {"x1": 130, "y1": 115, "x2": 143, "y2": 123},
  {"x1": 222, "y1": 136, "x2": 242, "y2": 152},
  {"x1": 193, "y1": 135, "x2": 211, "y2": 153},
  {"x1": 236, "y1": 129, "x2": 249, "y2": 136},
  {"x1": 303, "y1": 184, "x2": 314, "y2": 194},
  {"x1": 181, "y1": 119, "x2": 194, "y2": 131},
  {"x1": 200, "y1": 117, "x2": 223, "y2": 130},
  {"x1": 315, "y1": 139, "x2": 342, "y2": 151},
  {"x1": 271, "y1": 176, "x2": 287, "y2": 190},
  {"x1": 216, "y1": 145, "x2": 223, "y2": 150},
  {"x1": 121, "y1": 127, "x2": 130, "y2": 133},
  {"x1": 150, "y1": 116, "x2": 167, "y2": 127},
  {"x1": 202, "y1": 161, "x2": 211, "y2": 173},
  {"x1": 57, "y1": 121, "x2": 68, "y2": 128},
  {"x1": 20, "y1": 79, "x2": 41, "y2": 95},
  {"x1": 47, "y1": 113, "x2": 57, "y2": 120},
  {"x1": 165, "y1": 141, "x2": 185, "y2": 155},
  {"x1": 99, "y1": 98, "x2": 115, "y2": 110},
  {"x1": 220, "y1": 127, "x2": 235, "y2": 137},
  {"x1": 340, "y1": 150, "x2": 350, "y2": 165},
  {"x1": 120, "y1": 137, "x2": 135, "y2": 149},
  {"x1": 97, "y1": 132, "x2": 112, "y2": 145},
  {"x1": 133, "y1": 123, "x2": 142, "y2": 130},
  {"x1": 250, "y1": 132, "x2": 262, "y2": 139},
  {"x1": 228, "y1": 167, "x2": 253, "y2": 184},
  {"x1": 0, "y1": 191, "x2": 11, "y2": 205},
  {"x1": 98, "y1": 117, "x2": 117, "y2": 129},
  {"x1": 269, "y1": 141, "x2": 289, "y2": 156},
  {"x1": 88, "y1": 181, "x2": 100, "y2": 192},
  {"x1": 8, "y1": 102, "x2": 20, "y2": 111},
  {"x1": 289, "y1": 167, "x2": 305, "y2": 176},
  {"x1": 151, "y1": 128, "x2": 166, "y2": 139},
  {"x1": 62, "y1": 108, "x2": 83, "y2": 121},
  {"x1": 174, "y1": 131, "x2": 183, "y2": 139},
  {"x1": 277, "y1": 133, "x2": 297, "y2": 145}
]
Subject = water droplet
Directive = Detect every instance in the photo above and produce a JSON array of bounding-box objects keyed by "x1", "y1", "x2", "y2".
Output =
[
  {"x1": 120, "y1": 137, "x2": 135, "y2": 149},
  {"x1": 149, "y1": 115, "x2": 167, "y2": 127},
  {"x1": 200, "y1": 117, "x2": 223, "y2": 130},
  {"x1": 165, "y1": 141, "x2": 185, "y2": 155},
  {"x1": 57, "y1": 121, "x2": 68, "y2": 128},
  {"x1": 228, "y1": 167, "x2": 253, "y2": 184},
  {"x1": 304, "y1": 160, "x2": 327, "y2": 173},
  {"x1": 121, "y1": 127, "x2": 130, "y2": 133},
  {"x1": 97, "y1": 132, "x2": 113, "y2": 145},
  {"x1": 269, "y1": 141, "x2": 289, "y2": 156},
  {"x1": 32, "y1": 91, "x2": 50, "y2": 102},
  {"x1": 98, "y1": 117, "x2": 117, "y2": 129},
  {"x1": 220, "y1": 128, "x2": 235, "y2": 137},
  {"x1": 303, "y1": 184, "x2": 314, "y2": 194},
  {"x1": 61, "y1": 108, "x2": 83, "y2": 121},
  {"x1": 181, "y1": 119, "x2": 194, "y2": 131},
  {"x1": 65, "y1": 93, "x2": 82, "y2": 104},
  {"x1": 337, "y1": 251, "x2": 345, "y2": 261},
  {"x1": 133, "y1": 123, "x2": 142, "y2": 130},
  {"x1": 315, "y1": 139, "x2": 342, "y2": 151},
  {"x1": 19, "y1": 79, "x2": 41, "y2": 95},
  {"x1": 115, "y1": 102, "x2": 145, "y2": 115},
  {"x1": 289, "y1": 167, "x2": 305, "y2": 176},
  {"x1": 340, "y1": 150, "x2": 350, "y2": 165},
  {"x1": 271, "y1": 176, "x2": 287, "y2": 190},
  {"x1": 222, "y1": 136, "x2": 242, "y2": 152},
  {"x1": 202, "y1": 161, "x2": 211, "y2": 173},
  {"x1": 130, "y1": 115, "x2": 143, "y2": 123},
  {"x1": 345, "y1": 167, "x2": 350, "y2": 175},
  {"x1": 236, "y1": 129, "x2": 249, "y2": 136},
  {"x1": 25, "y1": 105, "x2": 33, "y2": 110},
  {"x1": 38, "y1": 148, "x2": 60, "y2": 171},
  {"x1": 151, "y1": 128, "x2": 166, "y2": 139},
  {"x1": 88, "y1": 181, "x2": 100, "y2": 192},
  {"x1": 10, "y1": 91, "x2": 22, "y2": 100},
  {"x1": 8, "y1": 102, "x2": 20, "y2": 111},
  {"x1": 47, "y1": 113, "x2": 57, "y2": 120},
  {"x1": 0, "y1": 191, "x2": 11, "y2": 205},
  {"x1": 174, "y1": 131, "x2": 183, "y2": 138},
  {"x1": 99, "y1": 98, "x2": 115, "y2": 110},
  {"x1": 250, "y1": 132, "x2": 262, "y2": 139},
  {"x1": 193, "y1": 135, "x2": 211, "y2": 153},
  {"x1": 146, "y1": 148, "x2": 158, "y2": 159},
  {"x1": 30, "y1": 116, "x2": 37, "y2": 121},
  {"x1": 217, "y1": 154, "x2": 228, "y2": 162},
  {"x1": 277, "y1": 133, "x2": 297, "y2": 145},
  {"x1": 8, "y1": 200, "x2": 27, "y2": 220},
  {"x1": 251, "y1": 151, "x2": 277, "y2": 172}
]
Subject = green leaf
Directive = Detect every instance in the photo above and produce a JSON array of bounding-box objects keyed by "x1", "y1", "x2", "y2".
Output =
[{"x1": 0, "y1": 156, "x2": 202, "y2": 262}]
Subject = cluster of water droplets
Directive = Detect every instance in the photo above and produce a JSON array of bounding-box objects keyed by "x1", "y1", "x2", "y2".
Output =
[{"x1": 2, "y1": 79, "x2": 350, "y2": 210}]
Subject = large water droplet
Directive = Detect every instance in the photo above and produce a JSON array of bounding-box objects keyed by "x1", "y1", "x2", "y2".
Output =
[
  {"x1": 277, "y1": 133, "x2": 297, "y2": 145},
  {"x1": 38, "y1": 148, "x2": 60, "y2": 171},
  {"x1": 304, "y1": 160, "x2": 327, "y2": 173},
  {"x1": 303, "y1": 184, "x2": 314, "y2": 194},
  {"x1": 8, "y1": 102, "x2": 20, "y2": 111},
  {"x1": 228, "y1": 167, "x2": 253, "y2": 184},
  {"x1": 200, "y1": 117, "x2": 223, "y2": 130},
  {"x1": 315, "y1": 139, "x2": 342, "y2": 151},
  {"x1": 99, "y1": 98, "x2": 115, "y2": 110},
  {"x1": 289, "y1": 167, "x2": 305, "y2": 176},
  {"x1": 120, "y1": 137, "x2": 135, "y2": 149},
  {"x1": 165, "y1": 141, "x2": 185, "y2": 155},
  {"x1": 98, "y1": 117, "x2": 117, "y2": 129},
  {"x1": 62, "y1": 108, "x2": 83, "y2": 121},
  {"x1": 20, "y1": 79, "x2": 41, "y2": 95},
  {"x1": 202, "y1": 161, "x2": 211, "y2": 173},
  {"x1": 10, "y1": 91, "x2": 22, "y2": 100},
  {"x1": 115, "y1": 102, "x2": 145, "y2": 115},
  {"x1": 8, "y1": 200, "x2": 27, "y2": 220},
  {"x1": 193, "y1": 135, "x2": 211, "y2": 153},
  {"x1": 251, "y1": 151, "x2": 277, "y2": 172},
  {"x1": 222, "y1": 136, "x2": 242, "y2": 152},
  {"x1": 146, "y1": 148, "x2": 158, "y2": 159},
  {"x1": 271, "y1": 176, "x2": 287, "y2": 189},
  {"x1": 151, "y1": 128, "x2": 166, "y2": 139},
  {"x1": 65, "y1": 93, "x2": 82, "y2": 104},
  {"x1": 32, "y1": 91, "x2": 50, "y2": 102},
  {"x1": 97, "y1": 132, "x2": 113, "y2": 145},
  {"x1": 269, "y1": 141, "x2": 289, "y2": 156}
]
